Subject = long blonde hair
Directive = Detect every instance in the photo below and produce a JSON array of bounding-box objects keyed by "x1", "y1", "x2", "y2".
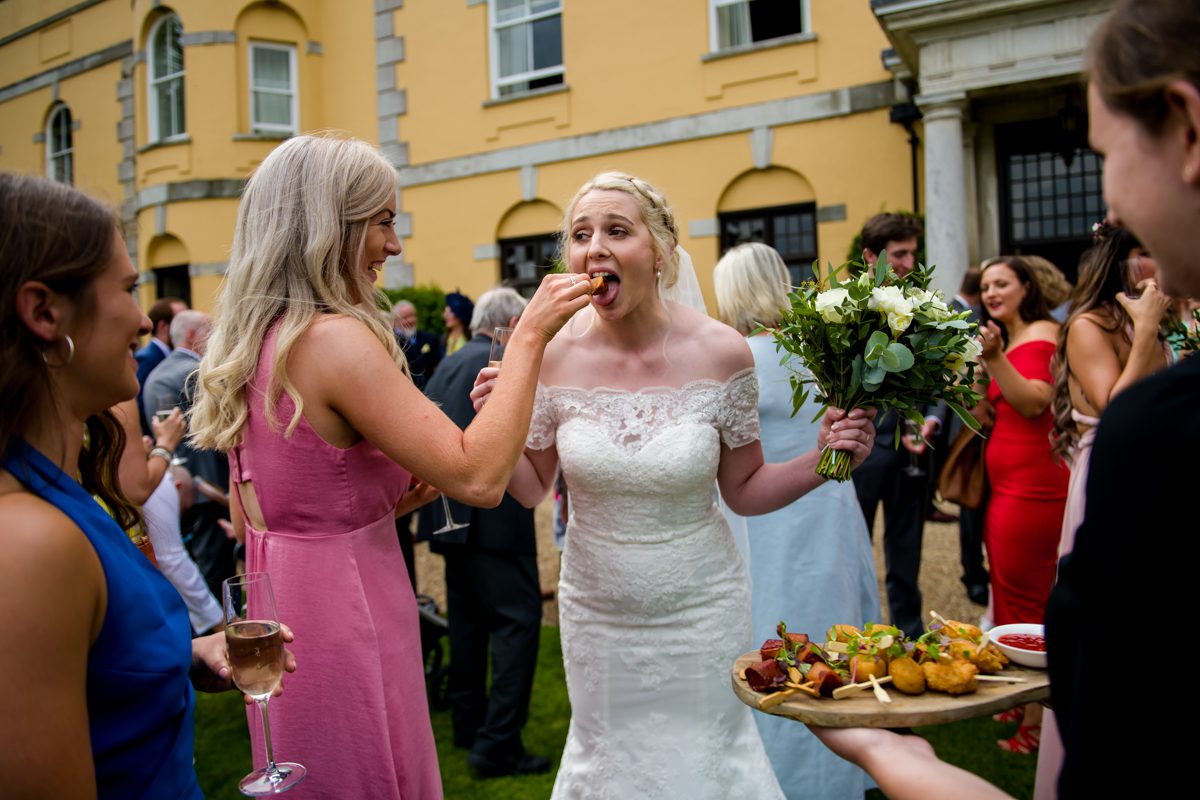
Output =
[
  {"x1": 190, "y1": 133, "x2": 407, "y2": 451},
  {"x1": 713, "y1": 242, "x2": 791, "y2": 335}
]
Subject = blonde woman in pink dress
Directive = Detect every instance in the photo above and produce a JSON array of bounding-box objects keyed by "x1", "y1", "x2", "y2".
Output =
[{"x1": 190, "y1": 134, "x2": 590, "y2": 798}]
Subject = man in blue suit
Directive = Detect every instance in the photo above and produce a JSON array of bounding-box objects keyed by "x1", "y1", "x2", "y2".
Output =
[
  {"x1": 419, "y1": 287, "x2": 549, "y2": 778},
  {"x1": 135, "y1": 296, "x2": 187, "y2": 434}
]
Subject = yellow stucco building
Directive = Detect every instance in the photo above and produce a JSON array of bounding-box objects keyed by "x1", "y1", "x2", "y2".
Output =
[
  {"x1": 0, "y1": 0, "x2": 386, "y2": 311},
  {"x1": 2, "y1": 1, "x2": 1109, "y2": 310},
  {"x1": 393, "y1": 0, "x2": 914, "y2": 307}
]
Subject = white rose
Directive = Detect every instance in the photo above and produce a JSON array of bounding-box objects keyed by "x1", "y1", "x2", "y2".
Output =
[
  {"x1": 962, "y1": 337, "x2": 984, "y2": 363},
  {"x1": 946, "y1": 337, "x2": 983, "y2": 373},
  {"x1": 909, "y1": 288, "x2": 951, "y2": 319},
  {"x1": 886, "y1": 309, "x2": 914, "y2": 335},
  {"x1": 868, "y1": 286, "x2": 908, "y2": 314},
  {"x1": 815, "y1": 287, "x2": 851, "y2": 323},
  {"x1": 870, "y1": 286, "x2": 913, "y2": 334}
]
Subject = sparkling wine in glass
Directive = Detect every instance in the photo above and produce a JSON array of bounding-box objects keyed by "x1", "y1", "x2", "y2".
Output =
[
  {"x1": 155, "y1": 397, "x2": 176, "y2": 424},
  {"x1": 223, "y1": 572, "x2": 306, "y2": 795},
  {"x1": 488, "y1": 326, "x2": 514, "y2": 369}
]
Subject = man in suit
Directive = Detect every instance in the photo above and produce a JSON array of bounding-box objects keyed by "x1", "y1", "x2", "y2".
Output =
[
  {"x1": 393, "y1": 300, "x2": 442, "y2": 391},
  {"x1": 944, "y1": 267, "x2": 992, "y2": 606},
  {"x1": 135, "y1": 296, "x2": 187, "y2": 434},
  {"x1": 851, "y1": 213, "x2": 939, "y2": 639},
  {"x1": 143, "y1": 310, "x2": 234, "y2": 599},
  {"x1": 420, "y1": 287, "x2": 549, "y2": 778}
]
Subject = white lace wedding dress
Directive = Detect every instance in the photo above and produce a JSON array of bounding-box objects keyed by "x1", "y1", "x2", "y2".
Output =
[{"x1": 529, "y1": 369, "x2": 784, "y2": 800}]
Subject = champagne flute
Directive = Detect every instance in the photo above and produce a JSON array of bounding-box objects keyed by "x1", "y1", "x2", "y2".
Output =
[
  {"x1": 432, "y1": 491, "x2": 469, "y2": 534},
  {"x1": 223, "y1": 573, "x2": 306, "y2": 795},
  {"x1": 489, "y1": 326, "x2": 514, "y2": 369},
  {"x1": 903, "y1": 419, "x2": 926, "y2": 478}
]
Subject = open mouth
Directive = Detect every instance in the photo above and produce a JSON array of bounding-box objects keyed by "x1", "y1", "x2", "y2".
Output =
[{"x1": 589, "y1": 270, "x2": 619, "y2": 306}]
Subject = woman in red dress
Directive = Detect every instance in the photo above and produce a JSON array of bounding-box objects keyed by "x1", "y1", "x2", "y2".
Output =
[{"x1": 978, "y1": 255, "x2": 1069, "y2": 754}]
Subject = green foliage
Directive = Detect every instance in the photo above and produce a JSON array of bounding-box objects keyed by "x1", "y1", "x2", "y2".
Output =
[
  {"x1": 194, "y1": 626, "x2": 570, "y2": 800},
  {"x1": 773, "y1": 256, "x2": 984, "y2": 479},
  {"x1": 382, "y1": 284, "x2": 448, "y2": 335},
  {"x1": 1166, "y1": 306, "x2": 1200, "y2": 358}
]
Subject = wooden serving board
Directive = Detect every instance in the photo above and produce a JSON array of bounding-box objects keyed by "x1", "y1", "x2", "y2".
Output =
[{"x1": 731, "y1": 651, "x2": 1050, "y2": 728}]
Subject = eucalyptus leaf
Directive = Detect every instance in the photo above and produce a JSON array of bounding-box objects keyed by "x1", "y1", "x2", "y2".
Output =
[
  {"x1": 884, "y1": 342, "x2": 914, "y2": 371},
  {"x1": 947, "y1": 400, "x2": 984, "y2": 433}
]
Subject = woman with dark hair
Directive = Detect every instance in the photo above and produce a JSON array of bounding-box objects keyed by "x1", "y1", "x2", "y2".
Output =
[
  {"x1": 977, "y1": 255, "x2": 1068, "y2": 753},
  {"x1": 0, "y1": 172, "x2": 292, "y2": 798},
  {"x1": 443, "y1": 291, "x2": 474, "y2": 355},
  {"x1": 1050, "y1": 224, "x2": 1171, "y2": 550}
]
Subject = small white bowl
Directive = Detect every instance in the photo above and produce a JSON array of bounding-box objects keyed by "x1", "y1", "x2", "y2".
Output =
[{"x1": 987, "y1": 623, "x2": 1047, "y2": 669}]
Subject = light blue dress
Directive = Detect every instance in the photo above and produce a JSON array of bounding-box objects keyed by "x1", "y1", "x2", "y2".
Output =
[{"x1": 730, "y1": 336, "x2": 880, "y2": 799}]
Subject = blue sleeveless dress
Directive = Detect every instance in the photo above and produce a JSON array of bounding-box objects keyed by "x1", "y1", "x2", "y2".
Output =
[{"x1": 3, "y1": 441, "x2": 202, "y2": 799}]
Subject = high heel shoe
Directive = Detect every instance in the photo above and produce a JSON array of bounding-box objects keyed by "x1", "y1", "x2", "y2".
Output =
[
  {"x1": 993, "y1": 706, "x2": 1024, "y2": 724},
  {"x1": 997, "y1": 723, "x2": 1041, "y2": 754}
]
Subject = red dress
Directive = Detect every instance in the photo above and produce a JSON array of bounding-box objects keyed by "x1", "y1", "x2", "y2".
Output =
[{"x1": 984, "y1": 340, "x2": 1069, "y2": 626}]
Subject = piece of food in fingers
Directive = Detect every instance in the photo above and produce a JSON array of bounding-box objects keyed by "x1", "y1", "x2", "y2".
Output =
[{"x1": 588, "y1": 274, "x2": 607, "y2": 295}]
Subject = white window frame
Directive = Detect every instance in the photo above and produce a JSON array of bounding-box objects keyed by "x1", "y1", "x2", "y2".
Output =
[
  {"x1": 488, "y1": 0, "x2": 564, "y2": 99},
  {"x1": 147, "y1": 13, "x2": 186, "y2": 142},
  {"x1": 46, "y1": 103, "x2": 74, "y2": 185},
  {"x1": 249, "y1": 41, "x2": 299, "y2": 136},
  {"x1": 708, "y1": 0, "x2": 810, "y2": 53}
]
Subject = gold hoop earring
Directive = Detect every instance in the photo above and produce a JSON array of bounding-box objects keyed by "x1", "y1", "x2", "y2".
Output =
[{"x1": 42, "y1": 335, "x2": 75, "y2": 367}]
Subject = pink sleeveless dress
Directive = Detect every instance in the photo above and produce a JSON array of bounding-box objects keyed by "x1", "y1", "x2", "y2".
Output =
[{"x1": 229, "y1": 325, "x2": 441, "y2": 799}]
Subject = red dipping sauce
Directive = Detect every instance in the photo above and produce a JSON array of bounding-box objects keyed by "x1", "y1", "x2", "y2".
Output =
[{"x1": 998, "y1": 633, "x2": 1046, "y2": 652}]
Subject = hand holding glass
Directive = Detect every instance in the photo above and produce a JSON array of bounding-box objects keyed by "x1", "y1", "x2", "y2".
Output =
[{"x1": 223, "y1": 572, "x2": 306, "y2": 795}]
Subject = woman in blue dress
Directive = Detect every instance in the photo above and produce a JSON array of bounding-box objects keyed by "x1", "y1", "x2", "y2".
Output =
[
  {"x1": 0, "y1": 173, "x2": 293, "y2": 798},
  {"x1": 714, "y1": 242, "x2": 881, "y2": 799}
]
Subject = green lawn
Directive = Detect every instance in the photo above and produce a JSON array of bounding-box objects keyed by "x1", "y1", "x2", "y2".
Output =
[{"x1": 195, "y1": 626, "x2": 1035, "y2": 799}]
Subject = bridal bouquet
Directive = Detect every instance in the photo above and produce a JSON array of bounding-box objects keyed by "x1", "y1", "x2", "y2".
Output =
[{"x1": 773, "y1": 258, "x2": 983, "y2": 481}]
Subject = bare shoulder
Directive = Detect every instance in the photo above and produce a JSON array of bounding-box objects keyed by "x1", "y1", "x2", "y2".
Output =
[
  {"x1": 0, "y1": 484, "x2": 104, "y2": 616},
  {"x1": 1067, "y1": 314, "x2": 1119, "y2": 348},
  {"x1": 1026, "y1": 319, "x2": 1061, "y2": 343},
  {"x1": 674, "y1": 305, "x2": 753, "y2": 378},
  {"x1": 299, "y1": 314, "x2": 383, "y2": 354},
  {"x1": 291, "y1": 314, "x2": 393, "y2": 381}
]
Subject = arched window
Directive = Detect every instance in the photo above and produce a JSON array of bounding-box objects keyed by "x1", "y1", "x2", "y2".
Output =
[
  {"x1": 46, "y1": 104, "x2": 73, "y2": 185},
  {"x1": 148, "y1": 13, "x2": 186, "y2": 142}
]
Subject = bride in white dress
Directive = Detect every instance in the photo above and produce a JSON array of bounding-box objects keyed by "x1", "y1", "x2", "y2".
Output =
[{"x1": 472, "y1": 173, "x2": 876, "y2": 799}]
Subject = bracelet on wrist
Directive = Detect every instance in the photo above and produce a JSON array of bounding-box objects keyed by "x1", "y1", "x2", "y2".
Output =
[{"x1": 149, "y1": 446, "x2": 174, "y2": 464}]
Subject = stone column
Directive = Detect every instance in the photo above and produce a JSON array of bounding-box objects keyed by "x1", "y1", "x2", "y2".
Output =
[{"x1": 918, "y1": 93, "x2": 969, "y2": 297}]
